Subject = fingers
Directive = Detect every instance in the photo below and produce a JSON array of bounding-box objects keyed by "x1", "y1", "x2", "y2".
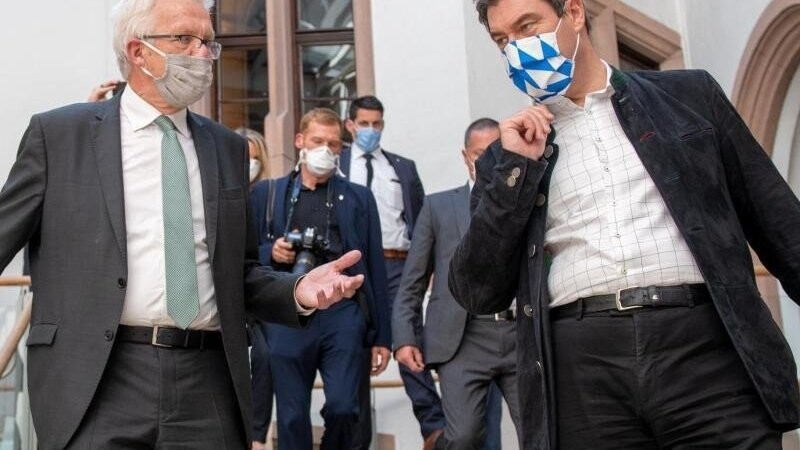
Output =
[
  {"x1": 411, "y1": 347, "x2": 426, "y2": 369},
  {"x1": 331, "y1": 250, "x2": 362, "y2": 273},
  {"x1": 371, "y1": 347, "x2": 390, "y2": 376}
]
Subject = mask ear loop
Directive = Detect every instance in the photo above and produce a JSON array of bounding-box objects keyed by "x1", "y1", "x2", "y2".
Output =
[
  {"x1": 295, "y1": 149, "x2": 307, "y2": 172},
  {"x1": 139, "y1": 39, "x2": 169, "y2": 81}
]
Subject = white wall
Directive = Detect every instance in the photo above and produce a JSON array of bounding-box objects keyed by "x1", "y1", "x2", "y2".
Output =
[
  {"x1": 371, "y1": 0, "x2": 528, "y2": 196},
  {"x1": 0, "y1": 1, "x2": 117, "y2": 303}
]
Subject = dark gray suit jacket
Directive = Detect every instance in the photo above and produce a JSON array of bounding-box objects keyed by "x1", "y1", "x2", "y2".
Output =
[
  {"x1": 0, "y1": 95, "x2": 302, "y2": 449},
  {"x1": 392, "y1": 184, "x2": 471, "y2": 365}
]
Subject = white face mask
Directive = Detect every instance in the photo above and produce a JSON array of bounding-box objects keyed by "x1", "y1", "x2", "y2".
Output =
[
  {"x1": 298, "y1": 146, "x2": 339, "y2": 177},
  {"x1": 249, "y1": 159, "x2": 262, "y2": 182},
  {"x1": 140, "y1": 40, "x2": 214, "y2": 109}
]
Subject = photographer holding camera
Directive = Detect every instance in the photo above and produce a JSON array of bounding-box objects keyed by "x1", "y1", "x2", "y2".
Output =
[{"x1": 249, "y1": 108, "x2": 391, "y2": 450}]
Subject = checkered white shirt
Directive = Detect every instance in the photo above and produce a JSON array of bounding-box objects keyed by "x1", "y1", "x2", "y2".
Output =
[{"x1": 544, "y1": 63, "x2": 704, "y2": 307}]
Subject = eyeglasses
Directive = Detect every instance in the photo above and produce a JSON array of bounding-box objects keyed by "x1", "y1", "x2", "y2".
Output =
[{"x1": 141, "y1": 34, "x2": 222, "y2": 59}]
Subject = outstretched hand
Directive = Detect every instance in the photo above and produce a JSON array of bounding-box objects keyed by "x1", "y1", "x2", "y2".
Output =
[{"x1": 295, "y1": 250, "x2": 364, "y2": 310}]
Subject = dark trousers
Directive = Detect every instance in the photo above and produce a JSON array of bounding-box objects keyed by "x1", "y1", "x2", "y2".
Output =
[
  {"x1": 552, "y1": 302, "x2": 783, "y2": 449},
  {"x1": 353, "y1": 257, "x2": 445, "y2": 449},
  {"x1": 67, "y1": 341, "x2": 244, "y2": 449},
  {"x1": 484, "y1": 379, "x2": 504, "y2": 450},
  {"x1": 249, "y1": 322, "x2": 273, "y2": 443},
  {"x1": 437, "y1": 320, "x2": 521, "y2": 450},
  {"x1": 270, "y1": 300, "x2": 365, "y2": 450}
]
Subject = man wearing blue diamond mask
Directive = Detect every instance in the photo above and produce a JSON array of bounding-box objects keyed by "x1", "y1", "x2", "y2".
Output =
[{"x1": 449, "y1": 0, "x2": 800, "y2": 448}]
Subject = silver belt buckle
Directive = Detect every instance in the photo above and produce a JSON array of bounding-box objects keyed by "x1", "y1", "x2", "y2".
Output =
[
  {"x1": 150, "y1": 325, "x2": 172, "y2": 348},
  {"x1": 615, "y1": 286, "x2": 643, "y2": 311},
  {"x1": 493, "y1": 310, "x2": 515, "y2": 321}
]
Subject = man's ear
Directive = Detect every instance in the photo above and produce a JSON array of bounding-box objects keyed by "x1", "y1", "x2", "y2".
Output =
[
  {"x1": 564, "y1": 0, "x2": 587, "y2": 33},
  {"x1": 294, "y1": 132, "x2": 305, "y2": 150},
  {"x1": 344, "y1": 119, "x2": 355, "y2": 135},
  {"x1": 126, "y1": 39, "x2": 146, "y2": 69}
]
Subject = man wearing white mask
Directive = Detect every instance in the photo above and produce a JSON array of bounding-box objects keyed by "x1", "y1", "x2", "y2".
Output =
[{"x1": 249, "y1": 108, "x2": 391, "y2": 450}]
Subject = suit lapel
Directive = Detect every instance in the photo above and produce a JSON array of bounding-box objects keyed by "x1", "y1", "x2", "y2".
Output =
[
  {"x1": 91, "y1": 96, "x2": 127, "y2": 261},
  {"x1": 332, "y1": 177, "x2": 353, "y2": 246},
  {"x1": 188, "y1": 113, "x2": 219, "y2": 263},
  {"x1": 340, "y1": 147, "x2": 352, "y2": 178},
  {"x1": 273, "y1": 176, "x2": 291, "y2": 235},
  {"x1": 453, "y1": 184, "x2": 470, "y2": 238}
]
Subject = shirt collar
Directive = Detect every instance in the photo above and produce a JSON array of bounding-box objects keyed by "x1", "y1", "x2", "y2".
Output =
[
  {"x1": 120, "y1": 87, "x2": 191, "y2": 138},
  {"x1": 547, "y1": 60, "x2": 615, "y2": 116},
  {"x1": 351, "y1": 142, "x2": 384, "y2": 160}
]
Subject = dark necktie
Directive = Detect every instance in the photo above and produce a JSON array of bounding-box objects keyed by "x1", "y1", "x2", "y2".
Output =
[{"x1": 364, "y1": 153, "x2": 374, "y2": 189}]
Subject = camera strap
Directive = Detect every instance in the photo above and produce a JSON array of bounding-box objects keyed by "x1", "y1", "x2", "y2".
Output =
[
  {"x1": 283, "y1": 173, "x2": 335, "y2": 246},
  {"x1": 264, "y1": 179, "x2": 277, "y2": 240}
]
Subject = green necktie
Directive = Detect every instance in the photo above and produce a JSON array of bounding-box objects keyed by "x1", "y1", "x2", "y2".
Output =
[{"x1": 154, "y1": 115, "x2": 200, "y2": 329}]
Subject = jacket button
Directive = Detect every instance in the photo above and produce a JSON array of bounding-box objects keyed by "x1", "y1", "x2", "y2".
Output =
[
  {"x1": 535, "y1": 193, "x2": 547, "y2": 207},
  {"x1": 528, "y1": 244, "x2": 537, "y2": 258},
  {"x1": 511, "y1": 167, "x2": 521, "y2": 178},
  {"x1": 117, "y1": 278, "x2": 127, "y2": 289},
  {"x1": 506, "y1": 176, "x2": 517, "y2": 188},
  {"x1": 543, "y1": 145, "x2": 554, "y2": 159},
  {"x1": 536, "y1": 360, "x2": 543, "y2": 374},
  {"x1": 104, "y1": 330, "x2": 114, "y2": 341},
  {"x1": 523, "y1": 304, "x2": 534, "y2": 317}
]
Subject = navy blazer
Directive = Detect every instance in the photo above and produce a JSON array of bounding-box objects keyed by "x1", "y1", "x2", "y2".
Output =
[
  {"x1": 450, "y1": 68, "x2": 800, "y2": 449},
  {"x1": 340, "y1": 146, "x2": 425, "y2": 241},
  {"x1": 250, "y1": 173, "x2": 391, "y2": 348}
]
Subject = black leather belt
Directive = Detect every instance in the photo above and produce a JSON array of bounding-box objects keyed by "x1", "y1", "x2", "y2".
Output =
[
  {"x1": 116, "y1": 325, "x2": 223, "y2": 349},
  {"x1": 551, "y1": 284, "x2": 711, "y2": 320},
  {"x1": 470, "y1": 309, "x2": 516, "y2": 322}
]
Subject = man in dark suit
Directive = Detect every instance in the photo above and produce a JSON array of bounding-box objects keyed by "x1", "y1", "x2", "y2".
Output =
[
  {"x1": 450, "y1": 0, "x2": 800, "y2": 449},
  {"x1": 339, "y1": 96, "x2": 443, "y2": 447},
  {"x1": 394, "y1": 118, "x2": 519, "y2": 450},
  {"x1": 249, "y1": 108, "x2": 391, "y2": 450},
  {"x1": 0, "y1": 1, "x2": 363, "y2": 449}
]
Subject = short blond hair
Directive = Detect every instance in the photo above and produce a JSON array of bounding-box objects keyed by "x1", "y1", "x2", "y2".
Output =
[{"x1": 299, "y1": 108, "x2": 342, "y2": 134}]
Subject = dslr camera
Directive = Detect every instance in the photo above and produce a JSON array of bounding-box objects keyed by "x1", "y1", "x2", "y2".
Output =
[{"x1": 285, "y1": 227, "x2": 329, "y2": 275}]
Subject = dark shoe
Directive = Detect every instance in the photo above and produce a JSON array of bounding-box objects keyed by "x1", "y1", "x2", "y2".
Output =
[{"x1": 422, "y1": 429, "x2": 444, "y2": 450}]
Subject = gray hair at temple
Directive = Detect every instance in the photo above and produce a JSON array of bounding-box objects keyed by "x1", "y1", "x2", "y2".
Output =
[
  {"x1": 474, "y1": 0, "x2": 592, "y2": 34},
  {"x1": 111, "y1": 0, "x2": 215, "y2": 79}
]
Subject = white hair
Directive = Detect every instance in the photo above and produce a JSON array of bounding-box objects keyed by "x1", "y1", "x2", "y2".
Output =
[{"x1": 111, "y1": 0, "x2": 215, "y2": 78}]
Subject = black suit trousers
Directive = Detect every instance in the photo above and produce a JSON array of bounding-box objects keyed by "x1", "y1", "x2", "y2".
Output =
[
  {"x1": 67, "y1": 342, "x2": 244, "y2": 449},
  {"x1": 552, "y1": 302, "x2": 782, "y2": 449}
]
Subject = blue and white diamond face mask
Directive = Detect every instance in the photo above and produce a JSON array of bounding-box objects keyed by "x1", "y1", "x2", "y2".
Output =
[{"x1": 502, "y1": 18, "x2": 580, "y2": 103}]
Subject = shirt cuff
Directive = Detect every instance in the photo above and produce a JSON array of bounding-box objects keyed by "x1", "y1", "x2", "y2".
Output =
[{"x1": 293, "y1": 275, "x2": 316, "y2": 316}]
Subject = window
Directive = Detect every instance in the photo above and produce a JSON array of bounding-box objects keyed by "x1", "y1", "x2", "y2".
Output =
[
  {"x1": 210, "y1": 0, "x2": 373, "y2": 175},
  {"x1": 295, "y1": 0, "x2": 357, "y2": 118},
  {"x1": 617, "y1": 42, "x2": 660, "y2": 71},
  {"x1": 213, "y1": 1, "x2": 269, "y2": 132}
]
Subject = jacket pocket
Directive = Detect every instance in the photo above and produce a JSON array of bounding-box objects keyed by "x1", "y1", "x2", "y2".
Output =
[{"x1": 26, "y1": 323, "x2": 58, "y2": 347}]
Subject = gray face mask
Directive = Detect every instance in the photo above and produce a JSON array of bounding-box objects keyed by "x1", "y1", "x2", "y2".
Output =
[{"x1": 140, "y1": 40, "x2": 213, "y2": 109}]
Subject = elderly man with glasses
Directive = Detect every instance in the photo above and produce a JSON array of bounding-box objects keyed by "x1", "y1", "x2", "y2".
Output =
[{"x1": 0, "y1": 1, "x2": 366, "y2": 449}]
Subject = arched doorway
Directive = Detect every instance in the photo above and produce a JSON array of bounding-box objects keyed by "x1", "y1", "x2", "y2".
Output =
[
  {"x1": 732, "y1": 0, "x2": 800, "y2": 318},
  {"x1": 733, "y1": 8, "x2": 800, "y2": 449}
]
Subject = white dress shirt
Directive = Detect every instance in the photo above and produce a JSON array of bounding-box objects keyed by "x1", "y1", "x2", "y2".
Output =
[
  {"x1": 545, "y1": 63, "x2": 704, "y2": 307},
  {"x1": 348, "y1": 144, "x2": 411, "y2": 250},
  {"x1": 118, "y1": 88, "x2": 220, "y2": 330}
]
